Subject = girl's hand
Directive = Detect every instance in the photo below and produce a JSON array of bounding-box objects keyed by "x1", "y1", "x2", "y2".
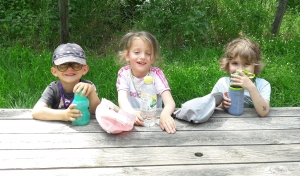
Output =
[
  {"x1": 159, "y1": 113, "x2": 176, "y2": 134},
  {"x1": 73, "y1": 82, "x2": 94, "y2": 97},
  {"x1": 222, "y1": 92, "x2": 231, "y2": 109},
  {"x1": 134, "y1": 111, "x2": 144, "y2": 126}
]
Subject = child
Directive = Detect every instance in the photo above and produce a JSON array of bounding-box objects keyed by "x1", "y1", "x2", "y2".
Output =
[
  {"x1": 32, "y1": 43, "x2": 101, "y2": 121},
  {"x1": 116, "y1": 31, "x2": 176, "y2": 134},
  {"x1": 211, "y1": 37, "x2": 271, "y2": 117}
]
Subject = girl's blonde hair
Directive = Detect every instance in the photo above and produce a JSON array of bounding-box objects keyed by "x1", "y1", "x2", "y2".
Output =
[
  {"x1": 117, "y1": 31, "x2": 162, "y2": 66},
  {"x1": 219, "y1": 37, "x2": 265, "y2": 75}
]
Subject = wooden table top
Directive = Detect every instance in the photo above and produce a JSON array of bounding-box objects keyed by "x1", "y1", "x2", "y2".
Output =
[{"x1": 0, "y1": 107, "x2": 300, "y2": 175}]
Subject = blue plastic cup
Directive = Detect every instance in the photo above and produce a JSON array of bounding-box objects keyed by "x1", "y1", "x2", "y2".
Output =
[{"x1": 228, "y1": 85, "x2": 244, "y2": 116}]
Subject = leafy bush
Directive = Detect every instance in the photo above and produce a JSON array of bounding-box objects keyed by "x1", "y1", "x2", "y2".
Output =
[
  {"x1": 1, "y1": 0, "x2": 299, "y2": 50},
  {"x1": 0, "y1": 0, "x2": 60, "y2": 48},
  {"x1": 135, "y1": 0, "x2": 209, "y2": 47}
]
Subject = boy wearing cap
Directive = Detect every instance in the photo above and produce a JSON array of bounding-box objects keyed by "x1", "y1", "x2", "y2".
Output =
[{"x1": 32, "y1": 43, "x2": 101, "y2": 121}]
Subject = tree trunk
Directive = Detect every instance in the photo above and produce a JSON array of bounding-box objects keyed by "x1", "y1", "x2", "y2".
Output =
[
  {"x1": 271, "y1": 0, "x2": 287, "y2": 36},
  {"x1": 59, "y1": 0, "x2": 69, "y2": 43}
]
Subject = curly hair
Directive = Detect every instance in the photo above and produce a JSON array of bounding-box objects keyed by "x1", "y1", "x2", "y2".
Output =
[
  {"x1": 219, "y1": 37, "x2": 265, "y2": 75},
  {"x1": 117, "y1": 31, "x2": 162, "y2": 66}
]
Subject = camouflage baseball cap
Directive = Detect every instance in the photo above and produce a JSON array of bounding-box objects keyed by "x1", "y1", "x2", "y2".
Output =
[{"x1": 52, "y1": 43, "x2": 86, "y2": 65}]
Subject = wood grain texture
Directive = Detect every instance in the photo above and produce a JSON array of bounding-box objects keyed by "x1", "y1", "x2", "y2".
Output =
[
  {"x1": 1, "y1": 145, "x2": 300, "y2": 169},
  {"x1": 1, "y1": 162, "x2": 299, "y2": 176},
  {"x1": 1, "y1": 108, "x2": 300, "y2": 175},
  {"x1": 0, "y1": 129, "x2": 299, "y2": 149}
]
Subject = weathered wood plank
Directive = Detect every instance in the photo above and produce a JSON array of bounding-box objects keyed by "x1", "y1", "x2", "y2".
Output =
[
  {"x1": 0, "y1": 144, "x2": 300, "y2": 169},
  {"x1": 1, "y1": 107, "x2": 300, "y2": 120},
  {"x1": 0, "y1": 129, "x2": 299, "y2": 149},
  {"x1": 0, "y1": 109, "x2": 96, "y2": 120},
  {"x1": 0, "y1": 162, "x2": 299, "y2": 176},
  {"x1": 212, "y1": 107, "x2": 300, "y2": 117},
  {"x1": 0, "y1": 115, "x2": 300, "y2": 134},
  {"x1": 1, "y1": 107, "x2": 299, "y2": 173}
]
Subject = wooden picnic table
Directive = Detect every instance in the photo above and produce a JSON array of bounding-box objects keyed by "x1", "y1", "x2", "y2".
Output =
[{"x1": 0, "y1": 107, "x2": 300, "y2": 175}]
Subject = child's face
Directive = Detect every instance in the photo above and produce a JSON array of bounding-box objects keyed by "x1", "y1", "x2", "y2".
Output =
[
  {"x1": 51, "y1": 62, "x2": 89, "y2": 85},
  {"x1": 229, "y1": 56, "x2": 255, "y2": 74},
  {"x1": 125, "y1": 38, "x2": 154, "y2": 78}
]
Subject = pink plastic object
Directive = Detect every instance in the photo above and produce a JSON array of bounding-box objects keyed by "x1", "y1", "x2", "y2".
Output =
[{"x1": 96, "y1": 98, "x2": 135, "y2": 134}]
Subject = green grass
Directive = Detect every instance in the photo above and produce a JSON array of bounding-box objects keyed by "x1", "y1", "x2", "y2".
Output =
[
  {"x1": 259, "y1": 37, "x2": 300, "y2": 107},
  {"x1": 1, "y1": 36, "x2": 300, "y2": 108},
  {"x1": 1, "y1": 0, "x2": 300, "y2": 108},
  {"x1": 0, "y1": 46, "x2": 52, "y2": 108}
]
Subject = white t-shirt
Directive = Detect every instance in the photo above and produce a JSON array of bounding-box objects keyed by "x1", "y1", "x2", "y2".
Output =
[
  {"x1": 211, "y1": 77, "x2": 271, "y2": 108},
  {"x1": 116, "y1": 65, "x2": 171, "y2": 108}
]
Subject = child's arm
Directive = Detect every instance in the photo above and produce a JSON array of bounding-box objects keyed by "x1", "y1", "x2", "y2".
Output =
[
  {"x1": 231, "y1": 71, "x2": 270, "y2": 117},
  {"x1": 247, "y1": 87, "x2": 270, "y2": 117},
  {"x1": 117, "y1": 90, "x2": 142, "y2": 125},
  {"x1": 160, "y1": 90, "x2": 176, "y2": 134},
  {"x1": 32, "y1": 102, "x2": 82, "y2": 121},
  {"x1": 73, "y1": 82, "x2": 101, "y2": 114}
]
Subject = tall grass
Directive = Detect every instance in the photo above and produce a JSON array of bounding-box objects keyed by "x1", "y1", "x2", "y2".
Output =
[
  {"x1": 0, "y1": 46, "x2": 52, "y2": 107},
  {"x1": 1, "y1": 0, "x2": 300, "y2": 108},
  {"x1": 1, "y1": 37, "x2": 300, "y2": 108}
]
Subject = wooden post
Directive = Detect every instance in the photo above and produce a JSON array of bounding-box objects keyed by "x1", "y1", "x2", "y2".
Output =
[
  {"x1": 58, "y1": 0, "x2": 69, "y2": 43},
  {"x1": 271, "y1": 0, "x2": 287, "y2": 36}
]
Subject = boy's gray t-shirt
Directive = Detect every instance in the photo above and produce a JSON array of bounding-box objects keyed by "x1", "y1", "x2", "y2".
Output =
[{"x1": 38, "y1": 79, "x2": 96, "y2": 109}]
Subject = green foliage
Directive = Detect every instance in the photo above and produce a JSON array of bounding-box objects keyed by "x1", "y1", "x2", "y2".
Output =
[
  {"x1": 1, "y1": 0, "x2": 300, "y2": 108},
  {"x1": 2, "y1": 39, "x2": 300, "y2": 108},
  {"x1": 0, "y1": 45, "x2": 52, "y2": 108},
  {"x1": 1, "y1": 0, "x2": 300, "y2": 50},
  {"x1": 280, "y1": 7, "x2": 300, "y2": 38},
  {"x1": 86, "y1": 54, "x2": 120, "y2": 104},
  {"x1": 135, "y1": 0, "x2": 209, "y2": 47},
  {"x1": 162, "y1": 47, "x2": 224, "y2": 103},
  {"x1": 287, "y1": 0, "x2": 300, "y2": 11},
  {"x1": 67, "y1": 0, "x2": 124, "y2": 53},
  {"x1": 259, "y1": 37, "x2": 300, "y2": 107},
  {"x1": 204, "y1": 0, "x2": 278, "y2": 44},
  {"x1": 0, "y1": 0, "x2": 36, "y2": 42},
  {"x1": 0, "y1": 0, "x2": 59, "y2": 48},
  {"x1": 120, "y1": 0, "x2": 145, "y2": 23}
]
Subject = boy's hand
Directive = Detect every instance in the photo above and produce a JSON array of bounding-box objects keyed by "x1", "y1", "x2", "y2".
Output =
[
  {"x1": 230, "y1": 70, "x2": 255, "y2": 91},
  {"x1": 65, "y1": 104, "x2": 82, "y2": 121},
  {"x1": 222, "y1": 92, "x2": 231, "y2": 109},
  {"x1": 73, "y1": 82, "x2": 94, "y2": 97}
]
